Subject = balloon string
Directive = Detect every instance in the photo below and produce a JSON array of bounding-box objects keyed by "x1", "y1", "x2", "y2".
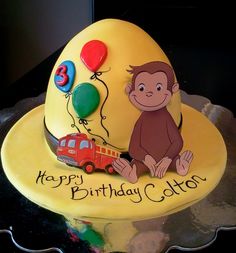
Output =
[
  {"x1": 65, "y1": 92, "x2": 81, "y2": 133},
  {"x1": 78, "y1": 117, "x2": 124, "y2": 150},
  {"x1": 63, "y1": 69, "x2": 124, "y2": 150},
  {"x1": 65, "y1": 92, "x2": 93, "y2": 133},
  {"x1": 65, "y1": 90, "x2": 112, "y2": 147},
  {"x1": 90, "y1": 70, "x2": 110, "y2": 138}
]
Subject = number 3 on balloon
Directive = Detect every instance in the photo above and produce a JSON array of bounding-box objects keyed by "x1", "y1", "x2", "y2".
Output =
[
  {"x1": 54, "y1": 61, "x2": 75, "y2": 93},
  {"x1": 55, "y1": 65, "x2": 68, "y2": 86}
]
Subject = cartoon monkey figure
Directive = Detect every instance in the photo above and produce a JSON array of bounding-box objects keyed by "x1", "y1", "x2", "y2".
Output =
[{"x1": 112, "y1": 61, "x2": 193, "y2": 183}]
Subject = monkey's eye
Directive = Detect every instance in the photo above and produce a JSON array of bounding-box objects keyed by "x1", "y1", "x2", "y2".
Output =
[
  {"x1": 138, "y1": 83, "x2": 145, "y2": 92},
  {"x1": 156, "y1": 83, "x2": 163, "y2": 91}
]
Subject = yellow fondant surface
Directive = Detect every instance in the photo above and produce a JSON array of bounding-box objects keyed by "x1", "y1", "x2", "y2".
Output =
[
  {"x1": 1, "y1": 104, "x2": 227, "y2": 221},
  {"x1": 44, "y1": 19, "x2": 181, "y2": 152}
]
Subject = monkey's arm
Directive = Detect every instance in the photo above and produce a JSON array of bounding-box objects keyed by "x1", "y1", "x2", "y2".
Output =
[
  {"x1": 129, "y1": 116, "x2": 148, "y2": 161},
  {"x1": 164, "y1": 116, "x2": 183, "y2": 158}
]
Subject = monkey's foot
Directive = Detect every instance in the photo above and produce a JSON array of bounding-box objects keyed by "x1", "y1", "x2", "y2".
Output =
[
  {"x1": 176, "y1": 150, "x2": 194, "y2": 176},
  {"x1": 112, "y1": 158, "x2": 138, "y2": 183}
]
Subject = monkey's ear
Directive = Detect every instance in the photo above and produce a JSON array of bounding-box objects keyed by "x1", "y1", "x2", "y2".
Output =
[
  {"x1": 172, "y1": 82, "x2": 179, "y2": 93},
  {"x1": 125, "y1": 83, "x2": 132, "y2": 94}
]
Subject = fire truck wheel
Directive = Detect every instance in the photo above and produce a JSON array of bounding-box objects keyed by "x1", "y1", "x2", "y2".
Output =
[
  {"x1": 105, "y1": 165, "x2": 116, "y2": 174},
  {"x1": 82, "y1": 162, "x2": 95, "y2": 174}
]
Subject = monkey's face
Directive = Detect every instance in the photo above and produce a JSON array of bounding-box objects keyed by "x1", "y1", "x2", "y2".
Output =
[{"x1": 129, "y1": 72, "x2": 172, "y2": 111}]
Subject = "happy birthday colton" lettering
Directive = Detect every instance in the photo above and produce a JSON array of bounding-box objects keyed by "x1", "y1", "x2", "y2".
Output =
[{"x1": 35, "y1": 170, "x2": 207, "y2": 203}]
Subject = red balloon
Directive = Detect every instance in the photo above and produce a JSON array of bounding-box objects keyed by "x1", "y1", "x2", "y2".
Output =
[{"x1": 80, "y1": 40, "x2": 107, "y2": 72}]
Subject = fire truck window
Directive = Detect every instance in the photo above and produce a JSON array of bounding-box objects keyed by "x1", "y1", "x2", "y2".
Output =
[
  {"x1": 68, "y1": 139, "x2": 76, "y2": 148},
  {"x1": 60, "y1": 139, "x2": 66, "y2": 147},
  {"x1": 80, "y1": 140, "x2": 89, "y2": 149}
]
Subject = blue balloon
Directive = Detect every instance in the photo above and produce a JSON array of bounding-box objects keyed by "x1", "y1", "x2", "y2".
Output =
[{"x1": 54, "y1": 60, "x2": 75, "y2": 93}]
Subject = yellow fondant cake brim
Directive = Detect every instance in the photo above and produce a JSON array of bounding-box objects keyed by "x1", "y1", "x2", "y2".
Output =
[{"x1": 1, "y1": 104, "x2": 226, "y2": 221}]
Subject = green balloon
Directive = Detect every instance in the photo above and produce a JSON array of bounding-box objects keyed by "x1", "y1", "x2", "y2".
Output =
[{"x1": 72, "y1": 82, "x2": 100, "y2": 118}]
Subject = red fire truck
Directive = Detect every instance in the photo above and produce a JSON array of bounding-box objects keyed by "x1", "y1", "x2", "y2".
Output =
[{"x1": 56, "y1": 133, "x2": 120, "y2": 174}]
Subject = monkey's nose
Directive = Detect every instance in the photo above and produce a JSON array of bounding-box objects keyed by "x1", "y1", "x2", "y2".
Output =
[{"x1": 146, "y1": 91, "x2": 153, "y2": 97}]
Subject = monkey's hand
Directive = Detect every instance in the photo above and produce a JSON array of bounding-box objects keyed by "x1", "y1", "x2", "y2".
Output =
[
  {"x1": 155, "y1": 157, "x2": 172, "y2": 178},
  {"x1": 125, "y1": 83, "x2": 132, "y2": 95},
  {"x1": 143, "y1": 154, "x2": 157, "y2": 177}
]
